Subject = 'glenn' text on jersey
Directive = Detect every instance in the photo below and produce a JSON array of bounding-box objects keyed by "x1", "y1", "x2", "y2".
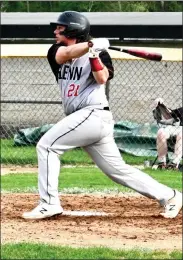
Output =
[{"x1": 58, "y1": 65, "x2": 83, "y2": 80}]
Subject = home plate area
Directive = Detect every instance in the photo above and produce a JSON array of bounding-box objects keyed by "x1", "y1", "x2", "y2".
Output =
[
  {"x1": 1, "y1": 193, "x2": 182, "y2": 250},
  {"x1": 62, "y1": 210, "x2": 110, "y2": 216}
]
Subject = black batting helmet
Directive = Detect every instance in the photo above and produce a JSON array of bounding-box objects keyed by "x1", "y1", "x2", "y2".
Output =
[{"x1": 50, "y1": 11, "x2": 90, "y2": 42}]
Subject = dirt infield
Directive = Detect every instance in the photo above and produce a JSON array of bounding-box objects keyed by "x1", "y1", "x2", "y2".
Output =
[{"x1": 1, "y1": 194, "x2": 182, "y2": 250}]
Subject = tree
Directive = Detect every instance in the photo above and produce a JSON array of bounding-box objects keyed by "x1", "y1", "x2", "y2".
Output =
[
  {"x1": 0, "y1": 1, "x2": 10, "y2": 12},
  {"x1": 26, "y1": 1, "x2": 29, "y2": 12},
  {"x1": 0, "y1": 1, "x2": 182, "y2": 12}
]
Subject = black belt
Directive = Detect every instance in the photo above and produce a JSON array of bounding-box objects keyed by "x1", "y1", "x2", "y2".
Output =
[{"x1": 103, "y1": 107, "x2": 110, "y2": 111}]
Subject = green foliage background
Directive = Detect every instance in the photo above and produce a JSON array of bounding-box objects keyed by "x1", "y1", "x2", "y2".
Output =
[{"x1": 1, "y1": 1, "x2": 183, "y2": 12}]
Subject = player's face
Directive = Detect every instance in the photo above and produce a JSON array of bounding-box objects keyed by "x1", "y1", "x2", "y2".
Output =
[{"x1": 54, "y1": 25, "x2": 67, "y2": 44}]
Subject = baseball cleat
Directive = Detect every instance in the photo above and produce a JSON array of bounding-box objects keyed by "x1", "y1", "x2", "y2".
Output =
[
  {"x1": 166, "y1": 162, "x2": 179, "y2": 170},
  {"x1": 157, "y1": 162, "x2": 166, "y2": 170},
  {"x1": 160, "y1": 190, "x2": 182, "y2": 218},
  {"x1": 22, "y1": 203, "x2": 63, "y2": 220}
]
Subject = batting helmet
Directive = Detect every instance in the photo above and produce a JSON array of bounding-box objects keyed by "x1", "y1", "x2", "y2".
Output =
[{"x1": 50, "y1": 11, "x2": 90, "y2": 42}]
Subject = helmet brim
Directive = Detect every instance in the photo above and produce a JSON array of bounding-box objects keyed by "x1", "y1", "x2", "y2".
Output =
[{"x1": 50, "y1": 22, "x2": 68, "y2": 27}]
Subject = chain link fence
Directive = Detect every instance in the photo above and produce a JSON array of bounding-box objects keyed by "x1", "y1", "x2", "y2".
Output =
[{"x1": 1, "y1": 55, "x2": 182, "y2": 165}]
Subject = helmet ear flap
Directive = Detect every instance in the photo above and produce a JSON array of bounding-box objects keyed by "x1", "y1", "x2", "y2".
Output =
[{"x1": 76, "y1": 33, "x2": 90, "y2": 43}]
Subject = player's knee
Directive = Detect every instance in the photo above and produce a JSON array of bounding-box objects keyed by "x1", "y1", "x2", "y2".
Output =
[
  {"x1": 36, "y1": 141, "x2": 43, "y2": 153},
  {"x1": 36, "y1": 137, "x2": 48, "y2": 152},
  {"x1": 157, "y1": 128, "x2": 167, "y2": 140}
]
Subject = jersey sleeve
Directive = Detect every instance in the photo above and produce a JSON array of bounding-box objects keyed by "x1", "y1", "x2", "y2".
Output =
[
  {"x1": 99, "y1": 51, "x2": 114, "y2": 80},
  {"x1": 47, "y1": 44, "x2": 62, "y2": 82}
]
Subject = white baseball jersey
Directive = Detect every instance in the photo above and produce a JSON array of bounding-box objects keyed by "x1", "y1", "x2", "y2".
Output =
[{"x1": 47, "y1": 43, "x2": 113, "y2": 115}]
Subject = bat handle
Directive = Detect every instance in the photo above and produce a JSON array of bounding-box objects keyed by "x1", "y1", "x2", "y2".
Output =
[{"x1": 108, "y1": 46, "x2": 122, "y2": 52}]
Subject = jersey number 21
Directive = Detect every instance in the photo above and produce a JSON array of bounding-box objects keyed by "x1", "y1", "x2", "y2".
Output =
[{"x1": 67, "y1": 84, "x2": 80, "y2": 97}]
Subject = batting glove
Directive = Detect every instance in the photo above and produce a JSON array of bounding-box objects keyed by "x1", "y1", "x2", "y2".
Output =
[
  {"x1": 88, "y1": 38, "x2": 110, "y2": 51},
  {"x1": 88, "y1": 47, "x2": 99, "y2": 58},
  {"x1": 88, "y1": 47, "x2": 104, "y2": 72}
]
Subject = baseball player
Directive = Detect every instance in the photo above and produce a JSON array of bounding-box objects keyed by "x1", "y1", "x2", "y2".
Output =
[{"x1": 22, "y1": 11, "x2": 182, "y2": 220}]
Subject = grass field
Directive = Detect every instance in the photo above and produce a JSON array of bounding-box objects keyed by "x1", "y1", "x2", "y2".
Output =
[
  {"x1": 1, "y1": 138, "x2": 155, "y2": 165},
  {"x1": 1, "y1": 167, "x2": 182, "y2": 193},
  {"x1": 2, "y1": 243, "x2": 182, "y2": 259}
]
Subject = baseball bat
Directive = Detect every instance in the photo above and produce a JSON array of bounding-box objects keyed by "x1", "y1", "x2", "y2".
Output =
[{"x1": 108, "y1": 46, "x2": 162, "y2": 61}]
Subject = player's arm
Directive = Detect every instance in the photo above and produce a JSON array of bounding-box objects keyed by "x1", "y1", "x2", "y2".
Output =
[
  {"x1": 91, "y1": 63, "x2": 110, "y2": 85},
  {"x1": 47, "y1": 44, "x2": 61, "y2": 81},
  {"x1": 89, "y1": 49, "x2": 114, "y2": 85},
  {"x1": 55, "y1": 42, "x2": 89, "y2": 64},
  {"x1": 87, "y1": 39, "x2": 113, "y2": 84}
]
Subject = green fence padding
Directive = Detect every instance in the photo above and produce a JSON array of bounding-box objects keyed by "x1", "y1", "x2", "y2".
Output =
[
  {"x1": 14, "y1": 124, "x2": 54, "y2": 146},
  {"x1": 13, "y1": 121, "x2": 174, "y2": 157},
  {"x1": 113, "y1": 121, "x2": 158, "y2": 157}
]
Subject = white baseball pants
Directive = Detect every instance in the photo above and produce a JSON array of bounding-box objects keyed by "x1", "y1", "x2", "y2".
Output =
[{"x1": 37, "y1": 106, "x2": 174, "y2": 206}]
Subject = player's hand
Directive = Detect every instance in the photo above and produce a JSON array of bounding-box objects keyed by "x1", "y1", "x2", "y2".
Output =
[
  {"x1": 88, "y1": 47, "x2": 99, "y2": 58},
  {"x1": 88, "y1": 47, "x2": 104, "y2": 72},
  {"x1": 88, "y1": 38, "x2": 110, "y2": 51}
]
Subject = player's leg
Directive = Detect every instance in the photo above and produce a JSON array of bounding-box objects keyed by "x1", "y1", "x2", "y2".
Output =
[
  {"x1": 36, "y1": 106, "x2": 111, "y2": 204},
  {"x1": 156, "y1": 127, "x2": 170, "y2": 168},
  {"x1": 84, "y1": 138, "x2": 182, "y2": 218},
  {"x1": 22, "y1": 107, "x2": 104, "y2": 219},
  {"x1": 84, "y1": 136, "x2": 174, "y2": 203},
  {"x1": 167, "y1": 126, "x2": 182, "y2": 168},
  {"x1": 173, "y1": 131, "x2": 182, "y2": 164},
  {"x1": 36, "y1": 107, "x2": 105, "y2": 205}
]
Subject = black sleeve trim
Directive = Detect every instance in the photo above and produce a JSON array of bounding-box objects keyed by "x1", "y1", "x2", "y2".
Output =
[
  {"x1": 99, "y1": 50, "x2": 114, "y2": 80},
  {"x1": 47, "y1": 43, "x2": 65, "y2": 82}
]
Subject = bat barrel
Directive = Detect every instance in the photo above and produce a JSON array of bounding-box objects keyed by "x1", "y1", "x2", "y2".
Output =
[
  {"x1": 123, "y1": 49, "x2": 162, "y2": 61},
  {"x1": 109, "y1": 46, "x2": 162, "y2": 61}
]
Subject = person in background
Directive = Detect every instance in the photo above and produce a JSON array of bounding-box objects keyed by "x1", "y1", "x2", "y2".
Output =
[{"x1": 153, "y1": 98, "x2": 183, "y2": 170}]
